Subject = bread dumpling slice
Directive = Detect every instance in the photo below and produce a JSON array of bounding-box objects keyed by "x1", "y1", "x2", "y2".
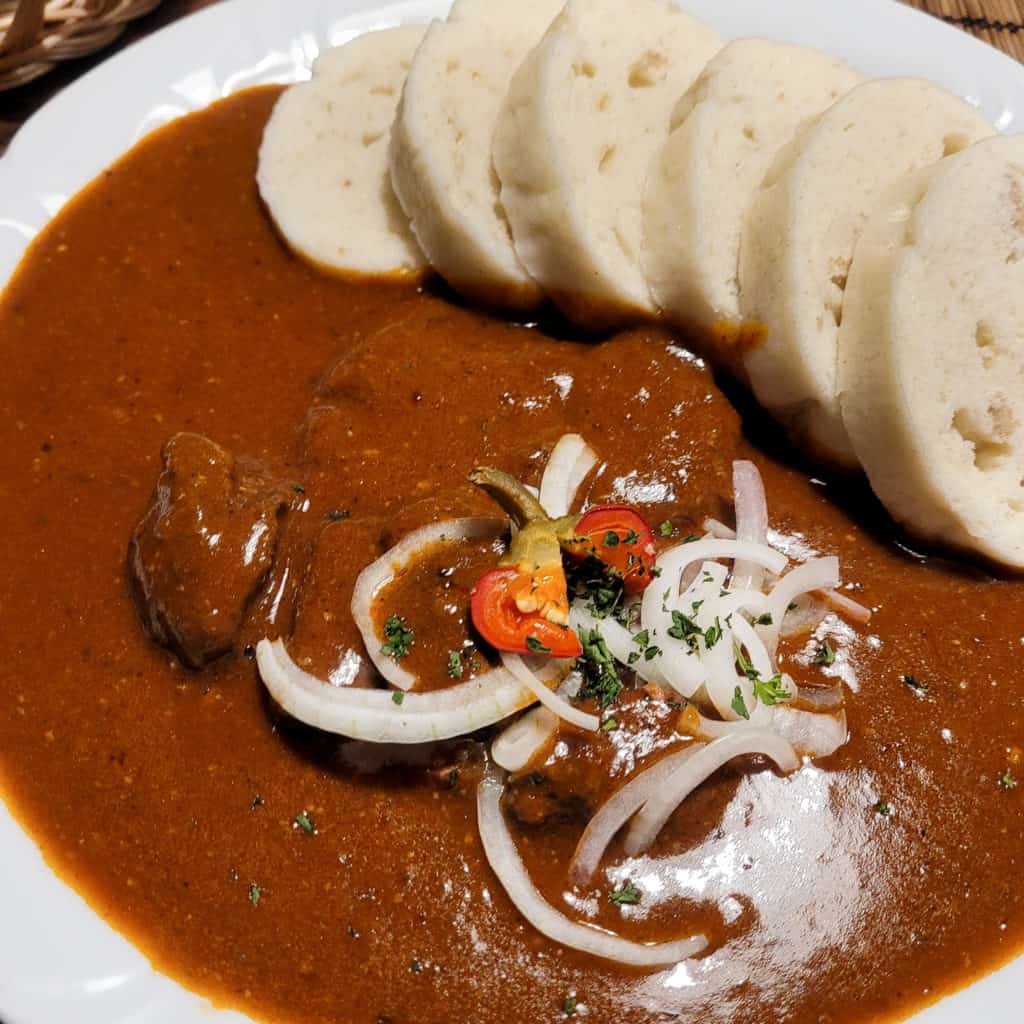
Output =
[
  {"x1": 838, "y1": 135, "x2": 1024, "y2": 569},
  {"x1": 493, "y1": 0, "x2": 721, "y2": 328},
  {"x1": 643, "y1": 38, "x2": 861, "y2": 332},
  {"x1": 739, "y1": 78, "x2": 993, "y2": 464},
  {"x1": 257, "y1": 26, "x2": 427, "y2": 277},
  {"x1": 389, "y1": 0, "x2": 562, "y2": 309}
]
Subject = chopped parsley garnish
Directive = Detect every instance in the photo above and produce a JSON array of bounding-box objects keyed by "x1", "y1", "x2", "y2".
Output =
[
  {"x1": 601, "y1": 716, "x2": 619, "y2": 732},
  {"x1": 294, "y1": 811, "x2": 316, "y2": 834},
  {"x1": 623, "y1": 529, "x2": 641, "y2": 546},
  {"x1": 632, "y1": 629, "x2": 650, "y2": 648},
  {"x1": 644, "y1": 645, "x2": 662, "y2": 661},
  {"x1": 875, "y1": 801, "x2": 892, "y2": 817},
  {"x1": 391, "y1": 691, "x2": 404, "y2": 706},
  {"x1": 733, "y1": 643, "x2": 791, "y2": 706},
  {"x1": 1000, "y1": 772, "x2": 1018, "y2": 790},
  {"x1": 753, "y1": 674, "x2": 791, "y2": 706},
  {"x1": 326, "y1": 508, "x2": 350, "y2": 522},
  {"x1": 563, "y1": 994, "x2": 578, "y2": 1018},
  {"x1": 381, "y1": 615, "x2": 414, "y2": 660},
  {"x1": 684, "y1": 534, "x2": 700, "y2": 543},
  {"x1": 667, "y1": 610, "x2": 702, "y2": 648},
  {"x1": 703, "y1": 616, "x2": 723, "y2": 649},
  {"x1": 576, "y1": 628, "x2": 623, "y2": 708},
  {"x1": 814, "y1": 639, "x2": 836, "y2": 666},
  {"x1": 292, "y1": 483, "x2": 305, "y2": 494},
  {"x1": 755, "y1": 613, "x2": 773, "y2": 626},
  {"x1": 248, "y1": 882, "x2": 262, "y2": 907},
  {"x1": 903, "y1": 673, "x2": 928, "y2": 695},
  {"x1": 603, "y1": 530, "x2": 620, "y2": 548},
  {"x1": 526, "y1": 635, "x2": 552, "y2": 654},
  {"x1": 447, "y1": 650, "x2": 464, "y2": 679},
  {"x1": 658, "y1": 520, "x2": 674, "y2": 538},
  {"x1": 609, "y1": 881, "x2": 641, "y2": 906},
  {"x1": 731, "y1": 687, "x2": 750, "y2": 720},
  {"x1": 567, "y1": 556, "x2": 626, "y2": 624}
]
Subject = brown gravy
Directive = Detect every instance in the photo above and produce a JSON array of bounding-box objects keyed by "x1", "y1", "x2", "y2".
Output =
[{"x1": 1, "y1": 87, "x2": 1023, "y2": 1024}]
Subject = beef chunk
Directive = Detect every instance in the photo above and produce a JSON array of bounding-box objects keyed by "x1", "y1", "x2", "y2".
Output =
[{"x1": 129, "y1": 433, "x2": 288, "y2": 668}]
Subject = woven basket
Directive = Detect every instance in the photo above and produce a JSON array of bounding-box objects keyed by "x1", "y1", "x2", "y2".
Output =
[{"x1": 0, "y1": 0, "x2": 163, "y2": 91}]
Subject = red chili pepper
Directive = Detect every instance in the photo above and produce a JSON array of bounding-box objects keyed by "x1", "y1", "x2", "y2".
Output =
[
  {"x1": 471, "y1": 566, "x2": 582, "y2": 658},
  {"x1": 567, "y1": 505, "x2": 657, "y2": 594}
]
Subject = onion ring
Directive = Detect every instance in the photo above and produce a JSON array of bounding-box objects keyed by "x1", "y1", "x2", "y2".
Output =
[
  {"x1": 478, "y1": 764, "x2": 707, "y2": 966},
  {"x1": 623, "y1": 730, "x2": 800, "y2": 856},
  {"x1": 351, "y1": 517, "x2": 506, "y2": 690}
]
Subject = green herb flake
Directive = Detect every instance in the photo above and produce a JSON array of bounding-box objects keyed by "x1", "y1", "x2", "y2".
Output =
[
  {"x1": 409, "y1": 958, "x2": 423, "y2": 974},
  {"x1": 644, "y1": 645, "x2": 662, "y2": 661},
  {"x1": 627, "y1": 651, "x2": 640, "y2": 665},
  {"x1": 753, "y1": 674, "x2": 792, "y2": 707},
  {"x1": 731, "y1": 687, "x2": 751, "y2": 721},
  {"x1": 703, "y1": 616, "x2": 723, "y2": 649},
  {"x1": 292, "y1": 483, "x2": 305, "y2": 494},
  {"x1": 903, "y1": 674, "x2": 929, "y2": 695},
  {"x1": 667, "y1": 610, "x2": 702, "y2": 647},
  {"x1": 624, "y1": 529, "x2": 641, "y2": 546},
  {"x1": 326, "y1": 508, "x2": 350, "y2": 522},
  {"x1": 755, "y1": 613, "x2": 773, "y2": 626},
  {"x1": 294, "y1": 811, "x2": 316, "y2": 835},
  {"x1": 391, "y1": 691, "x2": 405, "y2": 706},
  {"x1": 526, "y1": 636, "x2": 552, "y2": 654},
  {"x1": 658, "y1": 520, "x2": 674, "y2": 538},
  {"x1": 875, "y1": 801, "x2": 892, "y2": 817},
  {"x1": 381, "y1": 615, "x2": 414, "y2": 660},
  {"x1": 1000, "y1": 772, "x2": 1019, "y2": 790},
  {"x1": 814, "y1": 639, "x2": 836, "y2": 666},
  {"x1": 248, "y1": 882, "x2": 262, "y2": 907},
  {"x1": 601, "y1": 717, "x2": 619, "y2": 732},
  {"x1": 609, "y1": 881, "x2": 641, "y2": 906},
  {"x1": 632, "y1": 629, "x2": 650, "y2": 648},
  {"x1": 447, "y1": 650, "x2": 464, "y2": 679},
  {"x1": 603, "y1": 530, "x2": 620, "y2": 548},
  {"x1": 563, "y1": 994, "x2": 578, "y2": 1018},
  {"x1": 576, "y1": 629, "x2": 623, "y2": 708}
]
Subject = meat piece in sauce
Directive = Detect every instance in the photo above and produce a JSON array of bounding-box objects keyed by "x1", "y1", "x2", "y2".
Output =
[
  {"x1": 288, "y1": 515, "x2": 385, "y2": 687},
  {"x1": 128, "y1": 433, "x2": 288, "y2": 669}
]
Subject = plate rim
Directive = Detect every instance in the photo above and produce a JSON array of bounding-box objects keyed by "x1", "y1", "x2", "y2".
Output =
[{"x1": 1, "y1": 1, "x2": 1023, "y2": 1022}]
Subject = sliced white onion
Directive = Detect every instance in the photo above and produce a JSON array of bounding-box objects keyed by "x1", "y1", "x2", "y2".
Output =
[
  {"x1": 820, "y1": 587, "x2": 872, "y2": 625},
  {"x1": 569, "y1": 745, "x2": 707, "y2": 886},
  {"x1": 569, "y1": 603, "x2": 668, "y2": 687},
  {"x1": 772, "y1": 704, "x2": 847, "y2": 759},
  {"x1": 704, "y1": 517, "x2": 871, "y2": 627},
  {"x1": 492, "y1": 706, "x2": 558, "y2": 772},
  {"x1": 257, "y1": 639, "x2": 536, "y2": 743},
  {"x1": 679, "y1": 703, "x2": 846, "y2": 761},
  {"x1": 760, "y1": 557, "x2": 840, "y2": 653},
  {"x1": 351, "y1": 517, "x2": 507, "y2": 690},
  {"x1": 624, "y1": 731, "x2": 800, "y2": 856},
  {"x1": 640, "y1": 540, "x2": 783, "y2": 699},
  {"x1": 702, "y1": 517, "x2": 734, "y2": 540},
  {"x1": 731, "y1": 460, "x2": 769, "y2": 593},
  {"x1": 502, "y1": 653, "x2": 599, "y2": 732},
  {"x1": 538, "y1": 433, "x2": 598, "y2": 519},
  {"x1": 478, "y1": 765, "x2": 707, "y2": 965},
  {"x1": 779, "y1": 593, "x2": 829, "y2": 639}
]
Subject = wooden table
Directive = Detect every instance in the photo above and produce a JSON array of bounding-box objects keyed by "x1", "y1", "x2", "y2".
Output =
[{"x1": 1, "y1": 0, "x2": 1022, "y2": 156}]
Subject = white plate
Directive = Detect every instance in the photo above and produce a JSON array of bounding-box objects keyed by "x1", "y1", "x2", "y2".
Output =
[{"x1": 1, "y1": 1, "x2": 1023, "y2": 1021}]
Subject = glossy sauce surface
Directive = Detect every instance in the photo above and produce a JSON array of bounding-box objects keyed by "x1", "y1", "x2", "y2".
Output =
[{"x1": 0, "y1": 88, "x2": 1023, "y2": 1024}]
